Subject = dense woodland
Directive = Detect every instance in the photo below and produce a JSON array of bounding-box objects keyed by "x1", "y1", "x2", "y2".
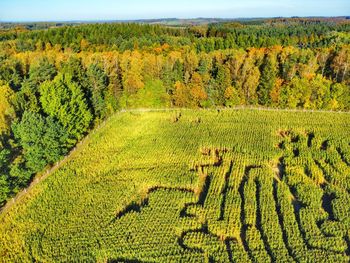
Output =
[{"x1": 0, "y1": 18, "x2": 349, "y2": 206}]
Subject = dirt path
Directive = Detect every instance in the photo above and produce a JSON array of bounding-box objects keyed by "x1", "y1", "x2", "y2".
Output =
[{"x1": 123, "y1": 106, "x2": 350, "y2": 114}]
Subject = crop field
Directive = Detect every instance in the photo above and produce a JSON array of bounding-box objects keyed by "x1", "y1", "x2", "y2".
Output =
[{"x1": 0, "y1": 109, "x2": 350, "y2": 262}]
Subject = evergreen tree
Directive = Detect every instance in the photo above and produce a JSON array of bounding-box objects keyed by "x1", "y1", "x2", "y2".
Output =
[
  {"x1": 213, "y1": 64, "x2": 231, "y2": 105},
  {"x1": 258, "y1": 54, "x2": 278, "y2": 106},
  {"x1": 29, "y1": 58, "x2": 57, "y2": 85},
  {"x1": 87, "y1": 64, "x2": 109, "y2": 119},
  {"x1": 0, "y1": 147, "x2": 10, "y2": 205}
]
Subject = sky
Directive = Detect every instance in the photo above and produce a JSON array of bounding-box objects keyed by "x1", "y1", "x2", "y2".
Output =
[{"x1": 0, "y1": 0, "x2": 349, "y2": 22}]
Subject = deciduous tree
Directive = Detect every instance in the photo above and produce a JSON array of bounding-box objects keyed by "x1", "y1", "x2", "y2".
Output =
[{"x1": 40, "y1": 74, "x2": 92, "y2": 145}]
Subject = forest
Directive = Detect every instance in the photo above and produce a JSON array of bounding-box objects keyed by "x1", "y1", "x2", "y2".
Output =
[{"x1": 0, "y1": 18, "x2": 349, "y2": 207}]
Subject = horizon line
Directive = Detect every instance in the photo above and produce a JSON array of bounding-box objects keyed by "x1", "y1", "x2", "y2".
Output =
[{"x1": 1, "y1": 15, "x2": 349, "y2": 23}]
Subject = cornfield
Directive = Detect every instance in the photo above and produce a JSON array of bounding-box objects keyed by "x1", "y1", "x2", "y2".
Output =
[{"x1": 0, "y1": 109, "x2": 349, "y2": 262}]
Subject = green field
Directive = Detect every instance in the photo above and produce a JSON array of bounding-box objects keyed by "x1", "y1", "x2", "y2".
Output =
[{"x1": 1, "y1": 109, "x2": 350, "y2": 262}]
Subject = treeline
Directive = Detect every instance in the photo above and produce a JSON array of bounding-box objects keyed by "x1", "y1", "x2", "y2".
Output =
[
  {"x1": 203, "y1": 22, "x2": 350, "y2": 49},
  {"x1": 1, "y1": 45, "x2": 349, "y2": 109},
  {"x1": 1, "y1": 20, "x2": 349, "y2": 52},
  {"x1": 0, "y1": 23, "x2": 188, "y2": 51},
  {"x1": 0, "y1": 21, "x2": 349, "y2": 206}
]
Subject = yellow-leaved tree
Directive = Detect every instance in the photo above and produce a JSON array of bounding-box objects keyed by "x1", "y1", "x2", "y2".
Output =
[{"x1": 0, "y1": 85, "x2": 16, "y2": 135}]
